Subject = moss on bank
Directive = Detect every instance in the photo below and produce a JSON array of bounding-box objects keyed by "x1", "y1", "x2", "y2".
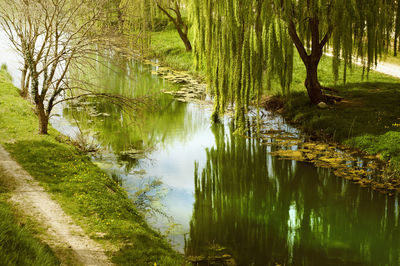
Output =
[
  {"x1": 147, "y1": 29, "x2": 400, "y2": 174},
  {"x1": 0, "y1": 69, "x2": 185, "y2": 265}
]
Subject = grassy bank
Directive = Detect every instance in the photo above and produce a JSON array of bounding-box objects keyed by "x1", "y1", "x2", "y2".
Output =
[
  {"x1": 280, "y1": 55, "x2": 400, "y2": 174},
  {"x1": 0, "y1": 68, "x2": 185, "y2": 265},
  {"x1": 149, "y1": 30, "x2": 197, "y2": 75},
  {"x1": 148, "y1": 29, "x2": 400, "y2": 174},
  {"x1": 0, "y1": 168, "x2": 59, "y2": 266}
]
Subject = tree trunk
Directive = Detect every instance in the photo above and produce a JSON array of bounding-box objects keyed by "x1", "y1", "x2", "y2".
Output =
[
  {"x1": 304, "y1": 59, "x2": 326, "y2": 104},
  {"x1": 288, "y1": 17, "x2": 332, "y2": 104},
  {"x1": 177, "y1": 28, "x2": 192, "y2": 52},
  {"x1": 37, "y1": 104, "x2": 49, "y2": 135},
  {"x1": 156, "y1": 2, "x2": 192, "y2": 52},
  {"x1": 20, "y1": 65, "x2": 29, "y2": 98}
]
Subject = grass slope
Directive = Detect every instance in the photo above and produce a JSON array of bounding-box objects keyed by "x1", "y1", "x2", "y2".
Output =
[
  {"x1": 147, "y1": 29, "x2": 400, "y2": 173},
  {"x1": 0, "y1": 67, "x2": 185, "y2": 265}
]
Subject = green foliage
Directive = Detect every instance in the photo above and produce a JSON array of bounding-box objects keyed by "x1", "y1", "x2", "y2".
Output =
[
  {"x1": 107, "y1": 0, "x2": 191, "y2": 50},
  {"x1": 0, "y1": 68, "x2": 185, "y2": 265},
  {"x1": 147, "y1": 25, "x2": 400, "y2": 174},
  {"x1": 191, "y1": 0, "x2": 288, "y2": 125},
  {"x1": 0, "y1": 64, "x2": 12, "y2": 83}
]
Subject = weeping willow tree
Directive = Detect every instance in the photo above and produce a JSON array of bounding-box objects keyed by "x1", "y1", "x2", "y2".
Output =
[
  {"x1": 116, "y1": 0, "x2": 155, "y2": 50},
  {"x1": 191, "y1": 0, "x2": 291, "y2": 126},
  {"x1": 192, "y1": 0, "x2": 397, "y2": 125}
]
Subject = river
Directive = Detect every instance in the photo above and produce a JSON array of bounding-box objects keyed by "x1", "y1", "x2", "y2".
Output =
[{"x1": 2, "y1": 43, "x2": 400, "y2": 265}]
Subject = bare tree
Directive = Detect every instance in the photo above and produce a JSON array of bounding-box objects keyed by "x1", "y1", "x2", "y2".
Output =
[{"x1": 0, "y1": 0, "x2": 148, "y2": 134}]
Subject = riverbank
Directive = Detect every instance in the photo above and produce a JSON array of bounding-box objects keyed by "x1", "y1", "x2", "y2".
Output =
[
  {"x1": 271, "y1": 56, "x2": 400, "y2": 176},
  {"x1": 148, "y1": 29, "x2": 400, "y2": 176},
  {"x1": 0, "y1": 67, "x2": 185, "y2": 264}
]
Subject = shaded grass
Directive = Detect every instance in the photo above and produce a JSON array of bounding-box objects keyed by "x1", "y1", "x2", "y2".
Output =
[
  {"x1": 0, "y1": 69, "x2": 186, "y2": 265},
  {"x1": 0, "y1": 170, "x2": 59, "y2": 266},
  {"x1": 148, "y1": 30, "x2": 400, "y2": 173}
]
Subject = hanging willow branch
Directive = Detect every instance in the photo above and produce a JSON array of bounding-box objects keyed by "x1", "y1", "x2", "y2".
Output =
[{"x1": 192, "y1": 0, "x2": 397, "y2": 126}]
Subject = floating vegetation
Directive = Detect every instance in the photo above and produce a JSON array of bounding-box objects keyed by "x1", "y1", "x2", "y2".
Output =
[
  {"x1": 185, "y1": 243, "x2": 236, "y2": 266},
  {"x1": 271, "y1": 149, "x2": 303, "y2": 161},
  {"x1": 119, "y1": 149, "x2": 146, "y2": 160},
  {"x1": 251, "y1": 122, "x2": 398, "y2": 195},
  {"x1": 186, "y1": 254, "x2": 236, "y2": 266},
  {"x1": 142, "y1": 59, "x2": 208, "y2": 104}
]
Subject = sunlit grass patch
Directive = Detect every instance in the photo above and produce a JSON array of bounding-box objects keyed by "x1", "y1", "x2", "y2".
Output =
[{"x1": 150, "y1": 30, "x2": 197, "y2": 74}]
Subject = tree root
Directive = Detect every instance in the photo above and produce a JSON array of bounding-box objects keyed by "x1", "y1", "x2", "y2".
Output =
[
  {"x1": 325, "y1": 93, "x2": 344, "y2": 103},
  {"x1": 321, "y1": 86, "x2": 339, "y2": 93}
]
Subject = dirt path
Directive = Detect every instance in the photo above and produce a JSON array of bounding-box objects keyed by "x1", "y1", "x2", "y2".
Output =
[
  {"x1": 0, "y1": 145, "x2": 112, "y2": 266},
  {"x1": 370, "y1": 61, "x2": 400, "y2": 79},
  {"x1": 353, "y1": 59, "x2": 400, "y2": 79},
  {"x1": 325, "y1": 51, "x2": 400, "y2": 79}
]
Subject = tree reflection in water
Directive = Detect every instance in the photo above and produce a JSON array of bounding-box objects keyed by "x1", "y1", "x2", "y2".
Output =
[{"x1": 188, "y1": 122, "x2": 400, "y2": 265}]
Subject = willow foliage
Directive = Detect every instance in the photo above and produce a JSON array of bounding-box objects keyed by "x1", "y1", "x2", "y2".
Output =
[
  {"x1": 192, "y1": 0, "x2": 291, "y2": 125},
  {"x1": 118, "y1": 0, "x2": 156, "y2": 48},
  {"x1": 192, "y1": 0, "x2": 398, "y2": 124}
]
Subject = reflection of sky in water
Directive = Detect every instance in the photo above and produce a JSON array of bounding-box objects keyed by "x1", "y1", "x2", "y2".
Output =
[
  {"x1": 145, "y1": 119, "x2": 214, "y2": 191},
  {"x1": 114, "y1": 103, "x2": 225, "y2": 251}
]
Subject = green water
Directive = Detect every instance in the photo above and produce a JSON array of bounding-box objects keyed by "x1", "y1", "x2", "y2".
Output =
[
  {"x1": 60, "y1": 52, "x2": 400, "y2": 266},
  {"x1": 190, "y1": 124, "x2": 400, "y2": 265}
]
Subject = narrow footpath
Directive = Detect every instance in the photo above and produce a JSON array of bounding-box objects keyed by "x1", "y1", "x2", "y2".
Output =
[
  {"x1": 325, "y1": 51, "x2": 400, "y2": 79},
  {"x1": 0, "y1": 145, "x2": 112, "y2": 266},
  {"x1": 372, "y1": 61, "x2": 400, "y2": 78}
]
